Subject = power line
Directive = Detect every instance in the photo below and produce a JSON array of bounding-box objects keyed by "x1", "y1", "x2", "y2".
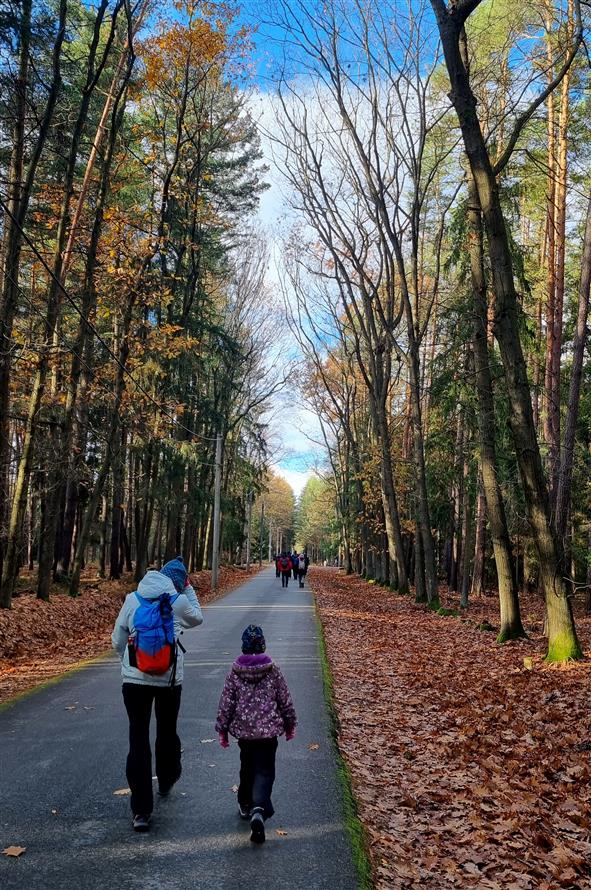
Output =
[{"x1": 0, "y1": 196, "x2": 218, "y2": 443}]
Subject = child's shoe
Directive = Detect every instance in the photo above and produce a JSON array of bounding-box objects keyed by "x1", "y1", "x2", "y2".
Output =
[
  {"x1": 238, "y1": 803, "x2": 251, "y2": 820},
  {"x1": 250, "y1": 807, "x2": 265, "y2": 843}
]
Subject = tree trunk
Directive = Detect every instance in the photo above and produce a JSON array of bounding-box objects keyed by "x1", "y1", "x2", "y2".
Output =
[
  {"x1": 0, "y1": 0, "x2": 67, "y2": 608},
  {"x1": 460, "y1": 450, "x2": 473, "y2": 609},
  {"x1": 408, "y1": 349, "x2": 439, "y2": 604},
  {"x1": 543, "y1": 6, "x2": 558, "y2": 497},
  {"x1": 374, "y1": 416, "x2": 409, "y2": 595},
  {"x1": 36, "y1": 418, "x2": 60, "y2": 599},
  {"x1": 467, "y1": 174, "x2": 525, "y2": 640},
  {"x1": 69, "y1": 295, "x2": 134, "y2": 595},
  {"x1": 3, "y1": 0, "x2": 117, "y2": 604},
  {"x1": 555, "y1": 191, "x2": 591, "y2": 542},
  {"x1": 109, "y1": 429, "x2": 125, "y2": 580},
  {"x1": 471, "y1": 468, "x2": 486, "y2": 598},
  {"x1": 434, "y1": 8, "x2": 579, "y2": 660}
]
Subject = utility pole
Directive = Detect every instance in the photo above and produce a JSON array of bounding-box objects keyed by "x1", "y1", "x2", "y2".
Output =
[
  {"x1": 211, "y1": 432, "x2": 222, "y2": 590},
  {"x1": 259, "y1": 499, "x2": 264, "y2": 567},
  {"x1": 245, "y1": 489, "x2": 252, "y2": 570}
]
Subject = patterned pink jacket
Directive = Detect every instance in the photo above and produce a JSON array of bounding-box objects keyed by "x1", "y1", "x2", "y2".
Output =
[{"x1": 215, "y1": 654, "x2": 297, "y2": 739}]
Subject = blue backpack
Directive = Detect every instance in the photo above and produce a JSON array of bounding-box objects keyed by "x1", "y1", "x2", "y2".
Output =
[{"x1": 128, "y1": 591, "x2": 179, "y2": 675}]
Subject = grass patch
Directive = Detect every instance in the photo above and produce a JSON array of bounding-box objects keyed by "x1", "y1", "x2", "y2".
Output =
[
  {"x1": 315, "y1": 612, "x2": 374, "y2": 890},
  {"x1": 436, "y1": 607, "x2": 458, "y2": 617}
]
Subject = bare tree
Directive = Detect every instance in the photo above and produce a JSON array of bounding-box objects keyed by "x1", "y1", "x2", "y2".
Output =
[{"x1": 430, "y1": 0, "x2": 583, "y2": 660}]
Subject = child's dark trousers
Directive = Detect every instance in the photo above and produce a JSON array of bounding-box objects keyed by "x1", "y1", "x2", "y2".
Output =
[
  {"x1": 122, "y1": 682, "x2": 182, "y2": 815},
  {"x1": 281, "y1": 570, "x2": 290, "y2": 588},
  {"x1": 237, "y1": 737, "x2": 278, "y2": 819}
]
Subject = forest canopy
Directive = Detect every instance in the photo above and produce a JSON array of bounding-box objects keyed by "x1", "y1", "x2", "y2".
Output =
[{"x1": 2, "y1": 0, "x2": 591, "y2": 666}]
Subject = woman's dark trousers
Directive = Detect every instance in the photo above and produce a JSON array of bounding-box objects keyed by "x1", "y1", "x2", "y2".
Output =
[{"x1": 122, "y1": 682, "x2": 182, "y2": 815}]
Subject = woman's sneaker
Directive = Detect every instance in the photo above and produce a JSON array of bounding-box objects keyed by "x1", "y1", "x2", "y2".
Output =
[
  {"x1": 250, "y1": 808, "x2": 265, "y2": 843},
  {"x1": 132, "y1": 813, "x2": 151, "y2": 832}
]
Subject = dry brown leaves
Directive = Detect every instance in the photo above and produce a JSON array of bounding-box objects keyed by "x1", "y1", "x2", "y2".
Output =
[
  {"x1": 309, "y1": 567, "x2": 591, "y2": 890},
  {"x1": 0, "y1": 565, "x2": 260, "y2": 704}
]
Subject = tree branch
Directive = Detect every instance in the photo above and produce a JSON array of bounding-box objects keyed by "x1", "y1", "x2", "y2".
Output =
[{"x1": 493, "y1": 0, "x2": 582, "y2": 175}]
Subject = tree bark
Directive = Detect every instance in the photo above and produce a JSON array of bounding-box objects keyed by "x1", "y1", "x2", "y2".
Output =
[
  {"x1": 467, "y1": 175, "x2": 525, "y2": 640},
  {"x1": 68, "y1": 293, "x2": 134, "y2": 595},
  {"x1": 432, "y1": 6, "x2": 574, "y2": 657},
  {"x1": 0, "y1": 0, "x2": 67, "y2": 607},
  {"x1": 555, "y1": 192, "x2": 591, "y2": 542},
  {"x1": 470, "y1": 467, "x2": 486, "y2": 597}
]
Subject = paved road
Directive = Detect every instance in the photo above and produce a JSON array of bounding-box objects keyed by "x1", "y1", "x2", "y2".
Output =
[{"x1": 0, "y1": 567, "x2": 359, "y2": 889}]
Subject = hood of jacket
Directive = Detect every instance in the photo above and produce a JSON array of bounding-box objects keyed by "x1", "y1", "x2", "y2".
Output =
[
  {"x1": 232, "y1": 653, "x2": 274, "y2": 683},
  {"x1": 137, "y1": 570, "x2": 177, "y2": 600}
]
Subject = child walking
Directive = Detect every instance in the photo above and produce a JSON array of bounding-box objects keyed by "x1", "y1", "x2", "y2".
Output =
[{"x1": 215, "y1": 625, "x2": 297, "y2": 844}]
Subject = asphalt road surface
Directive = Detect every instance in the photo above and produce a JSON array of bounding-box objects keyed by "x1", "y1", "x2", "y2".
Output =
[{"x1": 0, "y1": 566, "x2": 359, "y2": 889}]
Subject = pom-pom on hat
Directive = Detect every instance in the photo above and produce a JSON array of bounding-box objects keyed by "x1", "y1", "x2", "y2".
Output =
[
  {"x1": 241, "y1": 624, "x2": 266, "y2": 654},
  {"x1": 160, "y1": 556, "x2": 188, "y2": 593}
]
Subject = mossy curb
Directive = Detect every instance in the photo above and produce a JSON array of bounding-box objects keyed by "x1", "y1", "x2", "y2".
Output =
[
  {"x1": 0, "y1": 650, "x2": 112, "y2": 713},
  {"x1": 315, "y1": 611, "x2": 374, "y2": 890}
]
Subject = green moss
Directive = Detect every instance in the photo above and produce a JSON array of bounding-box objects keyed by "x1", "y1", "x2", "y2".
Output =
[
  {"x1": 545, "y1": 632, "x2": 584, "y2": 663},
  {"x1": 496, "y1": 624, "x2": 527, "y2": 644},
  {"x1": 436, "y1": 606, "x2": 458, "y2": 618},
  {"x1": 478, "y1": 620, "x2": 496, "y2": 633},
  {"x1": 315, "y1": 614, "x2": 374, "y2": 890},
  {"x1": 366, "y1": 577, "x2": 375, "y2": 585}
]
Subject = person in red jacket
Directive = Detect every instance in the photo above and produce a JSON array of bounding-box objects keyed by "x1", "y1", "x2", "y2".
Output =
[{"x1": 277, "y1": 552, "x2": 292, "y2": 587}]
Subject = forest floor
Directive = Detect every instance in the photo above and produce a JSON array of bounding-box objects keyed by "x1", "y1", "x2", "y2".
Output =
[
  {"x1": 0, "y1": 565, "x2": 261, "y2": 704},
  {"x1": 309, "y1": 567, "x2": 591, "y2": 890}
]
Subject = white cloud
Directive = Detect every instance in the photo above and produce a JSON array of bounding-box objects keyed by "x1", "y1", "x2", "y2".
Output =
[{"x1": 271, "y1": 465, "x2": 312, "y2": 498}]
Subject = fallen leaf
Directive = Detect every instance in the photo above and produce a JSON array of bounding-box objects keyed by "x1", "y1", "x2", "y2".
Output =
[
  {"x1": 308, "y1": 743, "x2": 320, "y2": 751},
  {"x1": 113, "y1": 788, "x2": 131, "y2": 796},
  {"x1": 200, "y1": 738, "x2": 215, "y2": 744},
  {"x1": 64, "y1": 705, "x2": 76, "y2": 711},
  {"x1": 3, "y1": 846, "x2": 26, "y2": 857},
  {"x1": 276, "y1": 829, "x2": 288, "y2": 837},
  {"x1": 231, "y1": 784, "x2": 239, "y2": 793},
  {"x1": 523, "y1": 657, "x2": 534, "y2": 671}
]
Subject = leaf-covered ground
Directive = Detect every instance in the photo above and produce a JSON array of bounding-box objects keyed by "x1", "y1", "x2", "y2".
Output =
[
  {"x1": 0, "y1": 566, "x2": 258, "y2": 704},
  {"x1": 310, "y1": 567, "x2": 591, "y2": 890}
]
